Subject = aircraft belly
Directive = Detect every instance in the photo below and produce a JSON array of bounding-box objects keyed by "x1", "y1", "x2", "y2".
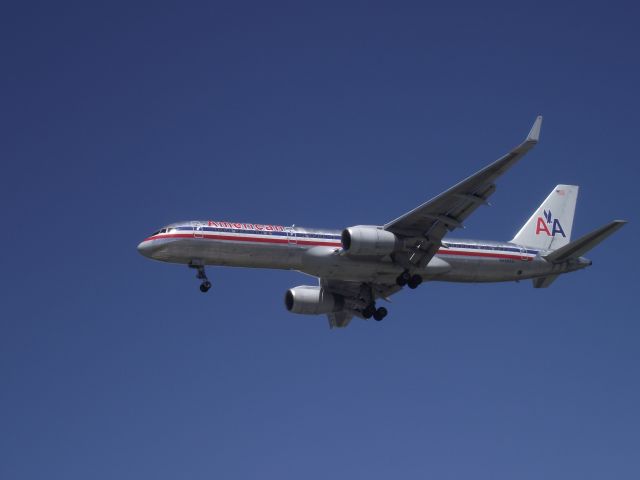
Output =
[
  {"x1": 149, "y1": 239, "x2": 303, "y2": 270},
  {"x1": 437, "y1": 255, "x2": 551, "y2": 282},
  {"x1": 300, "y1": 246, "x2": 402, "y2": 282}
]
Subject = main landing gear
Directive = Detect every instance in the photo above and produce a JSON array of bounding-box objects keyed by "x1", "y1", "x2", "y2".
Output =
[
  {"x1": 362, "y1": 303, "x2": 388, "y2": 322},
  {"x1": 189, "y1": 263, "x2": 211, "y2": 292},
  {"x1": 396, "y1": 271, "x2": 423, "y2": 289}
]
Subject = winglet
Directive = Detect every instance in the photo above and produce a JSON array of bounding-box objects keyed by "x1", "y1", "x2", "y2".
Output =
[{"x1": 526, "y1": 115, "x2": 543, "y2": 143}]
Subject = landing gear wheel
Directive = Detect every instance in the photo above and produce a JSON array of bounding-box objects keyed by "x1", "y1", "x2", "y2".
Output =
[
  {"x1": 396, "y1": 271, "x2": 411, "y2": 286},
  {"x1": 362, "y1": 304, "x2": 376, "y2": 319},
  {"x1": 407, "y1": 274, "x2": 423, "y2": 289},
  {"x1": 190, "y1": 263, "x2": 212, "y2": 292},
  {"x1": 373, "y1": 307, "x2": 388, "y2": 321}
]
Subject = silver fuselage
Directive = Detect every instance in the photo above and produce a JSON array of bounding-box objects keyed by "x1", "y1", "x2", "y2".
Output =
[{"x1": 137, "y1": 221, "x2": 590, "y2": 283}]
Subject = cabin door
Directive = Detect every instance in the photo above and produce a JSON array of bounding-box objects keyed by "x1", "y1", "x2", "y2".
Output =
[
  {"x1": 193, "y1": 222, "x2": 205, "y2": 239},
  {"x1": 286, "y1": 227, "x2": 297, "y2": 245}
]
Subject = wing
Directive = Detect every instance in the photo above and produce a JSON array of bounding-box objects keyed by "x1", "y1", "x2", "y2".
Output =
[
  {"x1": 321, "y1": 278, "x2": 402, "y2": 329},
  {"x1": 384, "y1": 116, "x2": 543, "y2": 268}
]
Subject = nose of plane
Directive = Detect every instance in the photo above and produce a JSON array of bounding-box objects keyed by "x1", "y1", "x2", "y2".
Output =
[{"x1": 137, "y1": 240, "x2": 153, "y2": 258}]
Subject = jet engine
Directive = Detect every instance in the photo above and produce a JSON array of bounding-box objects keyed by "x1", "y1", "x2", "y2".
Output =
[
  {"x1": 341, "y1": 226, "x2": 400, "y2": 256},
  {"x1": 284, "y1": 286, "x2": 344, "y2": 315}
]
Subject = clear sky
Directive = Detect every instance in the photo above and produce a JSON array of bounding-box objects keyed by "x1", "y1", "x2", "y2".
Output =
[{"x1": 2, "y1": 1, "x2": 639, "y2": 479}]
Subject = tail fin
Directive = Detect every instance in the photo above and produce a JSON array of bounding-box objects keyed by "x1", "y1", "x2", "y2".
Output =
[{"x1": 511, "y1": 185, "x2": 578, "y2": 250}]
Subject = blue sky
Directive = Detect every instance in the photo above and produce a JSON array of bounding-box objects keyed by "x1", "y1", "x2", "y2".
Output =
[{"x1": 2, "y1": 1, "x2": 639, "y2": 479}]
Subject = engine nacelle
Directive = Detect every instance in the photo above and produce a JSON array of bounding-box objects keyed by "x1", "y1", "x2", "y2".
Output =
[
  {"x1": 284, "y1": 286, "x2": 344, "y2": 315},
  {"x1": 341, "y1": 226, "x2": 400, "y2": 256}
]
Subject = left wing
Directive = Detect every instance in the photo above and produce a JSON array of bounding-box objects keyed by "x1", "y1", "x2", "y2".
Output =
[
  {"x1": 322, "y1": 117, "x2": 543, "y2": 329},
  {"x1": 384, "y1": 116, "x2": 543, "y2": 268},
  {"x1": 321, "y1": 278, "x2": 402, "y2": 328}
]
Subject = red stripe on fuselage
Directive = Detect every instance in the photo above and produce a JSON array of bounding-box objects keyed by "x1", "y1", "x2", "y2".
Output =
[
  {"x1": 142, "y1": 234, "x2": 533, "y2": 260},
  {"x1": 143, "y1": 233, "x2": 341, "y2": 247}
]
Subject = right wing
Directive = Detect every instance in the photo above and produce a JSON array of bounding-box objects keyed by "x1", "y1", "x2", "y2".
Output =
[
  {"x1": 321, "y1": 278, "x2": 402, "y2": 329},
  {"x1": 384, "y1": 116, "x2": 543, "y2": 268}
]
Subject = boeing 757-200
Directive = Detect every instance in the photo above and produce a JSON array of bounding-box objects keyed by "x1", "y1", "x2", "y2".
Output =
[{"x1": 137, "y1": 116, "x2": 626, "y2": 328}]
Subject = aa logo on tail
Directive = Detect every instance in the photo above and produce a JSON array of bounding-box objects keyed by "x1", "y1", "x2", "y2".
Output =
[{"x1": 536, "y1": 210, "x2": 566, "y2": 237}]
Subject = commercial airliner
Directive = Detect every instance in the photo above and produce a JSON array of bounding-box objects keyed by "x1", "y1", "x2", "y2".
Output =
[{"x1": 137, "y1": 116, "x2": 626, "y2": 328}]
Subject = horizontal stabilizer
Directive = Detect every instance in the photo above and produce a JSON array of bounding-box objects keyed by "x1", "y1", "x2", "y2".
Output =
[
  {"x1": 544, "y1": 220, "x2": 627, "y2": 263},
  {"x1": 532, "y1": 275, "x2": 559, "y2": 288}
]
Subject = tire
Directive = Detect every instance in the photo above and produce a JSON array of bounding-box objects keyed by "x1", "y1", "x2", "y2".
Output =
[
  {"x1": 408, "y1": 275, "x2": 423, "y2": 289},
  {"x1": 373, "y1": 307, "x2": 388, "y2": 321},
  {"x1": 363, "y1": 305, "x2": 376, "y2": 319},
  {"x1": 396, "y1": 271, "x2": 410, "y2": 286}
]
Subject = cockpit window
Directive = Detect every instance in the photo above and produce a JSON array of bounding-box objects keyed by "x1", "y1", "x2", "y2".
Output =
[{"x1": 150, "y1": 227, "x2": 171, "y2": 237}]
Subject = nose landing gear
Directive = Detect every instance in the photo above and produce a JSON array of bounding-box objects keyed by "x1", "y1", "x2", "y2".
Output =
[{"x1": 189, "y1": 263, "x2": 211, "y2": 292}]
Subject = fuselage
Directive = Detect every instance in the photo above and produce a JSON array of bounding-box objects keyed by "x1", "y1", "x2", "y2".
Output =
[
  {"x1": 135, "y1": 117, "x2": 624, "y2": 327},
  {"x1": 137, "y1": 220, "x2": 590, "y2": 284}
]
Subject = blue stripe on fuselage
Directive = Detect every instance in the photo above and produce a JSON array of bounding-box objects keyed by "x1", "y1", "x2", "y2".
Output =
[
  {"x1": 175, "y1": 226, "x2": 341, "y2": 240},
  {"x1": 443, "y1": 242, "x2": 538, "y2": 255},
  {"x1": 172, "y1": 226, "x2": 539, "y2": 255}
]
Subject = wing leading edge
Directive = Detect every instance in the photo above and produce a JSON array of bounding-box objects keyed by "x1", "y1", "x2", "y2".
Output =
[{"x1": 384, "y1": 116, "x2": 543, "y2": 268}]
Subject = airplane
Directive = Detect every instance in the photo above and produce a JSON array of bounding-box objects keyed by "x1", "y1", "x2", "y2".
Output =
[{"x1": 137, "y1": 116, "x2": 626, "y2": 328}]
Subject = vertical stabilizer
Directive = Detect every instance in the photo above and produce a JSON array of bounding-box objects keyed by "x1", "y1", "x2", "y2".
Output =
[{"x1": 511, "y1": 185, "x2": 578, "y2": 250}]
